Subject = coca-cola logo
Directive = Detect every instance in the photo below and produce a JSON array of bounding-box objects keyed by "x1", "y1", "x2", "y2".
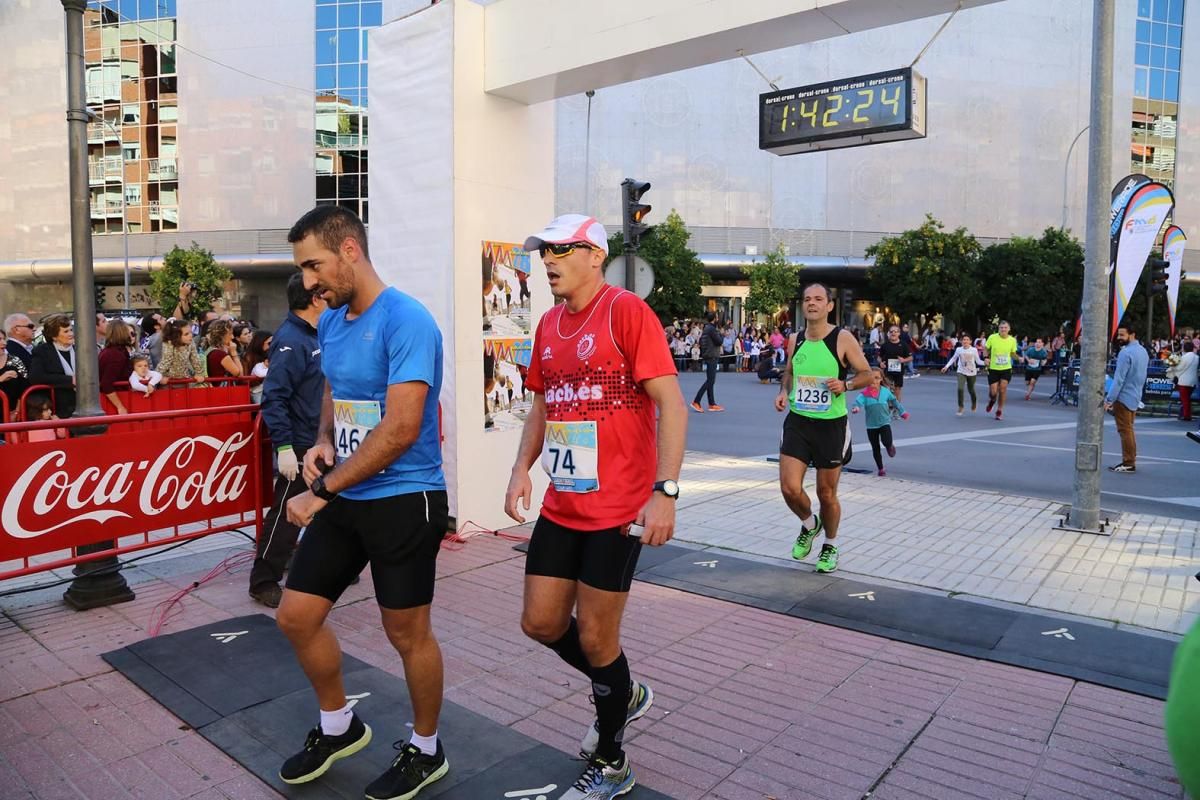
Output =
[{"x1": 1, "y1": 433, "x2": 253, "y2": 539}]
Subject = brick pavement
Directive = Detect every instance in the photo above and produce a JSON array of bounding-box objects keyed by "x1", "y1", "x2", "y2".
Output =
[
  {"x1": 674, "y1": 451, "x2": 1200, "y2": 637},
  {"x1": 0, "y1": 533, "x2": 1186, "y2": 799}
]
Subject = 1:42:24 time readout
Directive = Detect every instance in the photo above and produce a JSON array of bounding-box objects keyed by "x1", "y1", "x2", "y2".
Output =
[{"x1": 778, "y1": 85, "x2": 903, "y2": 131}]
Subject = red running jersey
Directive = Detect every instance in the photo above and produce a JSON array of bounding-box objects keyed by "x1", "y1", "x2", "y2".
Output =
[{"x1": 525, "y1": 285, "x2": 676, "y2": 531}]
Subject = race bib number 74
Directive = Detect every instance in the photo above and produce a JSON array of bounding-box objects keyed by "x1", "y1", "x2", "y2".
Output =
[
  {"x1": 333, "y1": 399, "x2": 381, "y2": 463},
  {"x1": 541, "y1": 421, "x2": 599, "y2": 493}
]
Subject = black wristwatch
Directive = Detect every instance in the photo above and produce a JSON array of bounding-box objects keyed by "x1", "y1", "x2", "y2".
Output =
[
  {"x1": 310, "y1": 474, "x2": 338, "y2": 502},
  {"x1": 653, "y1": 479, "x2": 680, "y2": 499}
]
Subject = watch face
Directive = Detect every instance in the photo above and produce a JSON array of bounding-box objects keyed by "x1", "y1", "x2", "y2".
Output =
[{"x1": 662, "y1": 480, "x2": 679, "y2": 496}]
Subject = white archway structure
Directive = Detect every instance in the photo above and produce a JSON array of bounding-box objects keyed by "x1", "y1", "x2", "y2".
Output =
[{"x1": 367, "y1": 0, "x2": 1000, "y2": 529}]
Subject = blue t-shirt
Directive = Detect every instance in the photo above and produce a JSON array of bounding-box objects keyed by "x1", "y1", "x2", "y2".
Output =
[{"x1": 318, "y1": 287, "x2": 445, "y2": 500}]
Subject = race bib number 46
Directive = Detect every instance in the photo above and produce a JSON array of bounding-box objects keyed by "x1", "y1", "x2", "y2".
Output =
[
  {"x1": 333, "y1": 399, "x2": 381, "y2": 463},
  {"x1": 792, "y1": 376, "x2": 832, "y2": 413},
  {"x1": 541, "y1": 421, "x2": 599, "y2": 493}
]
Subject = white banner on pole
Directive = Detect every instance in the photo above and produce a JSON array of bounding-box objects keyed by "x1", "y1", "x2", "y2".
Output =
[
  {"x1": 1162, "y1": 225, "x2": 1186, "y2": 336},
  {"x1": 1110, "y1": 182, "x2": 1173, "y2": 336}
]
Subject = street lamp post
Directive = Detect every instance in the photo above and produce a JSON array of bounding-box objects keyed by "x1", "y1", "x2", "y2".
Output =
[
  {"x1": 61, "y1": 0, "x2": 135, "y2": 610},
  {"x1": 1070, "y1": 0, "x2": 1115, "y2": 534},
  {"x1": 1061, "y1": 125, "x2": 1090, "y2": 231},
  {"x1": 86, "y1": 109, "x2": 130, "y2": 311}
]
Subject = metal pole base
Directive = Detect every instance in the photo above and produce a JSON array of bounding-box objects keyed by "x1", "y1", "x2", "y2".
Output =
[
  {"x1": 1055, "y1": 513, "x2": 1112, "y2": 537},
  {"x1": 62, "y1": 542, "x2": 135, "y2": 610}
]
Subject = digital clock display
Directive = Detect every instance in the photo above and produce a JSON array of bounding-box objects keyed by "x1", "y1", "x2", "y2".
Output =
[{"x1": 759, "y1": 68, "x2": 926, "y2": 155}]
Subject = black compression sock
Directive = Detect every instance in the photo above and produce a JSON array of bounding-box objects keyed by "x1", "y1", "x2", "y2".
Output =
[
  {"x1": 545, "y1": 616, "x2": 591, "y2": 677},
  {"x1": 590, "y1": 651, "x2": 632, "y2": 763}
]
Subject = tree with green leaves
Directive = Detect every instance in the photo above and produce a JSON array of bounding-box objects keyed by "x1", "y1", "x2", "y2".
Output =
[
  {"x1": 742, "y1": 244, "x2": 800, "y2": 322},
  {"x1": 606, "y1": 208, "x2": 707, "y2": 323},
  {"x1": 866, "y1": 214, "x2": 983, "y2": 327},
  {"x1": 974, "y1": 228, "x2": 1084, "y2": 338},
  {"x1": 150, "y1": 242, "x2": 231, "y2": 318}
]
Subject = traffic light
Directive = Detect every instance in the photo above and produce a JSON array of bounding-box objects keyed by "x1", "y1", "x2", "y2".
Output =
[
  {"x1": 621, "y1": 178, "x2": 652, "y2": 251},
  {"x1": 1148, "y1": 257, "x2": 1169, "y2": 296},
  {"x1": 94, "y1": 284, "x2": 107, "y2": 310}
]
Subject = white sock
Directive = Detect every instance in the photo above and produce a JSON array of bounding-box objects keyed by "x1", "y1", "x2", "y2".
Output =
[
  {"x1": 319, "y1": 703, "x2": 353, "y2": 736},
  {"x1": 801, "y1": 514, "x2": 816, "y2": 530},
  {"x1": 410, "y1": 730, "x2": 438, "y2": 756}
]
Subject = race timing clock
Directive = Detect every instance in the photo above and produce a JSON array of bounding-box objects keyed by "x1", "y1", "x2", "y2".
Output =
[{"x1": 760, "y1": 67, "x2": 927, "y2": 155}]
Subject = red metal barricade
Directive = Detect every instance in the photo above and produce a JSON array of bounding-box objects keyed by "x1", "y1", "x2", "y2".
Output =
[{"x1": 0, "y1": 402, "x2": 271, "y2": 581}]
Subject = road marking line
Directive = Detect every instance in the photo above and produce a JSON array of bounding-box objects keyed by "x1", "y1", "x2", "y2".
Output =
[{"x1": 965, "y1": 437, "x2": 1200, "y2": 464}]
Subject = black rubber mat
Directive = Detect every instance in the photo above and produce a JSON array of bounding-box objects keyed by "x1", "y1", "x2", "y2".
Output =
[
  {"x1": 104, "y1": 615, "x2": 669, "y2": 798},
  {"x1": 631, "y1": 551, "x2": 1177, "y2": 699}
]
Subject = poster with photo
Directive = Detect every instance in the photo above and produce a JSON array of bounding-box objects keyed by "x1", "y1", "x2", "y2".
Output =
[
  {"x1": 482, "y1": 240, "x2": 532, "y2": 336},
  {"x1": 484, "y1": 337, "x2": 533, "y2": 433}
]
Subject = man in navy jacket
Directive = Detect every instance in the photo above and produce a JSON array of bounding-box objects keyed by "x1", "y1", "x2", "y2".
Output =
[{"x1": 250, "y1": 273, "x2": 327, "y2": 607}]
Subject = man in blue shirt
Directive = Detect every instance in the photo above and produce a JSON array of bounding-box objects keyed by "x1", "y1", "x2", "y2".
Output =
[
  {"x1": 277, "y1": 206, "x2": 449, "y2": 800},
  {"x1": 1105, "y1": 324, "x2": 1149, "y2": 473},
  {"x1": 249, "y1": 273, "x2": 326, "y2": 608}
]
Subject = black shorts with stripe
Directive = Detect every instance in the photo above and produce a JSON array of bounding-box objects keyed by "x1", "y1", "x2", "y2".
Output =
[{"x1": 780, "y1": 413, "x2": 853, "y2": 470}]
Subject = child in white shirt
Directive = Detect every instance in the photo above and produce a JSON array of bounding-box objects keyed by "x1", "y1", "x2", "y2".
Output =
[
  {"x1": 942, "y1": 333, "x2": 985, "y2": 415},
  {"x1": 128, "y1": 354, "x2": 164, "y2": 396}
]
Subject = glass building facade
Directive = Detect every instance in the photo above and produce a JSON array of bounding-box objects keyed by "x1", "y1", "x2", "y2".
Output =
[
  {"x1": 84, "y1": 0, "x2": 179, "y2": 235},
  {"x1": 1132, "y1": 0, "x2": 1186, "y2": 188},
  {"x1": 315, "y1": 0, "x2": 383, "y2": 223}
]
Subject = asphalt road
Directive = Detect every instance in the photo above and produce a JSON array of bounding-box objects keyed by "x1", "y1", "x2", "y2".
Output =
[{"x1": 679, "y1": 365, "x2": 1200, "y2": 521}]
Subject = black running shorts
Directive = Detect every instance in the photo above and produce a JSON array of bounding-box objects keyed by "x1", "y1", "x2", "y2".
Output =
[
  {"x1": 286, "y1": 490, "x2": 448, "y2": 609},
  {"x1": 780, "y1": 413, "x2": 853, "y2": 470},
  {"x1": 988, "y1": 368, "x2": 1013, "y2": 385},
  {"x1": 885, "y1": 370, "x2": 904, "y2": 388},
  {"x1": 1025, "y1": 369, "x2": 1043, "y2": 381},
  {"x1": 524, "y1": 516, "x2": 643, "y2": 593}
]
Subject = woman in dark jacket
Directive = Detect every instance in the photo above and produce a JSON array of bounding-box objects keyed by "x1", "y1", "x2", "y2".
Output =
[
  {"x1": 28, "y1": 314, "x2": 77, "y2": 418},
  {"x1": 99, "y1": 319, "x2": 135, "y2": 414}
]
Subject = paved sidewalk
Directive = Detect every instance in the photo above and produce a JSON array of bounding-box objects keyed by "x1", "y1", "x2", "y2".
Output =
[
  {"x1": 675, "y1": 451, "x2": 1200, "y2": 637},
  {"x1": 0, "y1": 532, "x2": 1187, "y2": 799}
]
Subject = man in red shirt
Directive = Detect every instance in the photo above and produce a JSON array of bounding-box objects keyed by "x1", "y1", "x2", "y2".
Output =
[{"x1": 505, "y1": 214, "x2": 687, "y2": 800}]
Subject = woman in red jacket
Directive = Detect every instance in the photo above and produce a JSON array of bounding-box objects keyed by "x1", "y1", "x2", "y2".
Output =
[{"x1": 99, "y1": 318, "x2": 135, "y2": 414}]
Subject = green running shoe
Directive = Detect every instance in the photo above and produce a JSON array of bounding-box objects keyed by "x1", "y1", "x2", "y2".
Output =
[
  {"x1": 815, "y1": 543, "x2": 839, "y2": 573},
  {"x1": 791, "y1": 515, "x2": 822, "y2": 560}
]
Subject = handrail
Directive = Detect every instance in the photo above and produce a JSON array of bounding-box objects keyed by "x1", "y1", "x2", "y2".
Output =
[
  {"x1": 0, "y1": 402, "x2": 261, "y2": 434},
  {"x1": 17, "y1": 375, "x2": 262, "y2": 420}
]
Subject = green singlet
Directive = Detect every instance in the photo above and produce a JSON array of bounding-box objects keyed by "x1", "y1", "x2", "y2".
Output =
[
  {"x1": 790, "y1": 327, "x2": 847, "y2": 420},
  {"x1": 1167, "y1": 617, "x2": 1200, "y2": 797}
]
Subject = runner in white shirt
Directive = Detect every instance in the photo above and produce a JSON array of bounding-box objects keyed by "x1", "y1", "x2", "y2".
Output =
[{"x1": 941, "y1": 333, "x2": 984, "y2": 416}]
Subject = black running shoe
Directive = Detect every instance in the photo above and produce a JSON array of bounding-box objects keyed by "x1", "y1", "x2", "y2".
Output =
[
  {"x1": 365, "y1": 741, "x2": 449, "y2": 800},
  {"x1": 279, "y1": 714, "x2": 372, "y2": 784}
]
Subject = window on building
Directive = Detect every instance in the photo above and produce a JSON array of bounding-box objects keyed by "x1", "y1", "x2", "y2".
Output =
[
  {"x1": 314, "y1": 0, "x2": 381, "y2": 224},
  {"x1": 86, "y1": 0, "x2": 178, "y2": 234},
  {"x1": 1130, "y1": 0, "x2": 1185, "y2": 191}
]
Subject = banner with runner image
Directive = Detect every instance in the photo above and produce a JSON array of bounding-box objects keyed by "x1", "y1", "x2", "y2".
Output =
[
  {"x1": 482, "y1": 240, "x2": 532, "y2": 336},
  {"x1": 1162, "y1": 225, "x2": 1187, "y2": 337},
  {"x1": 483, "y1": 337, "x2": 533, "y2": 433},
  {"x1": 1111, "y1": 182, "x2": 1174, "y2": 337},
  {"x1": 1074, "y1": 174, "x2": 1152, "y2": 339}
]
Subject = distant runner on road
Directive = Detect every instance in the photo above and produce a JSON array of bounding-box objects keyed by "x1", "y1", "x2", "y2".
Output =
[{"x1": 985, "y1": 321, "x2": 1018, "y2": 420}]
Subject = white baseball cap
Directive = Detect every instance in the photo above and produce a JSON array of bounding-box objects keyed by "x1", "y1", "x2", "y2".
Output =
[{"x1": 524, "y1": 214, "x2": 609, "y2": 255}]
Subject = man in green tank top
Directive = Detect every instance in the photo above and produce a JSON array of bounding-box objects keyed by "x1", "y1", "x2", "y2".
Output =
[{"x1": 773, "y1": 283, "x2": 874, "y2": 573}]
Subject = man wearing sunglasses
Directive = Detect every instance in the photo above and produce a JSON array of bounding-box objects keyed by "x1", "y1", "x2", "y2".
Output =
[
  {"x1": 505, "y1": 214, "x2": 687, "y2": 800},
  {"x1": 5, "y1": 314, "x2": 36, "y2": 360}
]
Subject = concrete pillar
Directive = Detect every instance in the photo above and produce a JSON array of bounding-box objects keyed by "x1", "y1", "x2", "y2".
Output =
[{"x1": 369, "y1": 1, "x2": 554, "y2": 530}]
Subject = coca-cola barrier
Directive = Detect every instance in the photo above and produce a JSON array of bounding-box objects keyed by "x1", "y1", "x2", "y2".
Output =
[{"x1": 0, "y1": 384, "x2": 271, "y2": 581}]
